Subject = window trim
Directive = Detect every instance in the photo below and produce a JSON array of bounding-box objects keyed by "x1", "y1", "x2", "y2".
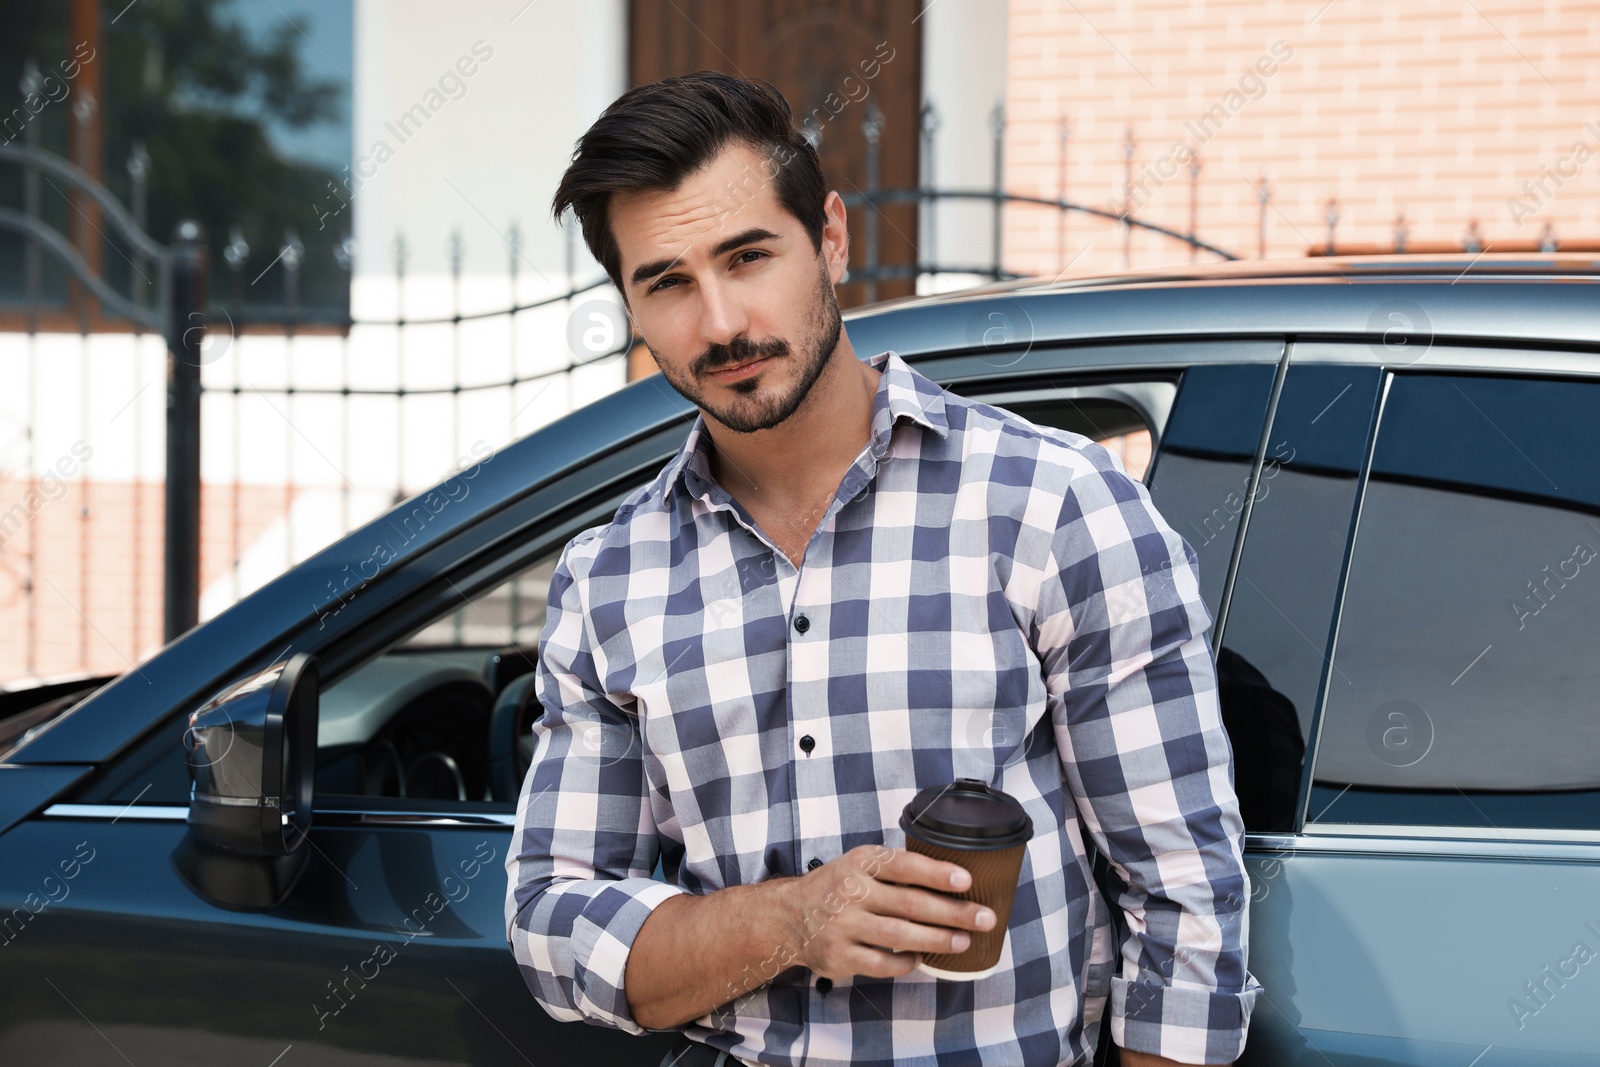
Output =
[
  {"x1": 39, "y1": 802, "x2": 518, "y2": 829},
  {"x1": 1246, "y1": 828, "x2": 1600, "y2": 859}
]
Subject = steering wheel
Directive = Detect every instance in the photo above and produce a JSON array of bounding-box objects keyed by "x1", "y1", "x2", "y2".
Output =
[{"x1": 488, "y1": 673, "x2": 542, "y2": 802}]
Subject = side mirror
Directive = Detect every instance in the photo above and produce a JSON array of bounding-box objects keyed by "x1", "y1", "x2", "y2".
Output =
[{"x1": 172, "y1": 651, "x2": 319, "y2": 911}]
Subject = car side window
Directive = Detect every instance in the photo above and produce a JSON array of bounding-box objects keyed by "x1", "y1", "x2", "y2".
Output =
[
  {"x1": 315, "y1": 548, "x2": 565, "y2": 804},
  {"x1": 1217, "y1": 364, "x2": 1383, "y2": 832},
  {"x1": 1309, "y1": 372, "x2": 1600, "y2": 830},
  {"x1": 1145, "y1": 364, "x2": 1278, "y2": 621}
]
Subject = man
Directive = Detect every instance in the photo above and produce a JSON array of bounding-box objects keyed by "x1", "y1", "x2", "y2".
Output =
[{"x1": 506, "y1": 70, "x2": 1260, "y2": 1067}]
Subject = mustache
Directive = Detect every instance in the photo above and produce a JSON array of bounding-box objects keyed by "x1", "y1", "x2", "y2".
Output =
[{"x1": 695, "y1": 336, "x2": 789, "y2": 375}]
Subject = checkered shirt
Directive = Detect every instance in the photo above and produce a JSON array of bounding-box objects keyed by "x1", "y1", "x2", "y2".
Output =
[{"x1": 506, "y1": 348, "x2": 1261, "y2": 1066}]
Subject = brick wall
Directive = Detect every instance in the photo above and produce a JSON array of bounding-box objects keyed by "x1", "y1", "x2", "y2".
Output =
[
  {"x1": 0, "y1": 480, "x2": 293, "y2": 679},
  {"x1": 1004, "y1": 0, "x2": 1600, "y2": 274}
]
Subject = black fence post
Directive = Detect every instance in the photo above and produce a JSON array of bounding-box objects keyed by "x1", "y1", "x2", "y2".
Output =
[
  {"x1": 165, "y1": 220, "x2": 207, "y2": 643},
  {"x1": 919, "y1": 102, "x2": 939, "y2": 276},
  {"x1": 990, "y1": 105, "x2": 1006, "y2": 280}
]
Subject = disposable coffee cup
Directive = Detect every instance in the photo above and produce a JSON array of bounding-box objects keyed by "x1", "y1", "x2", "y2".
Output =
[{"x1": 899, "y1": 778, "x2": 1033, "y2": 980}]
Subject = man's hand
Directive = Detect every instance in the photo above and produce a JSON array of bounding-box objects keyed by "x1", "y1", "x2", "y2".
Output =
[
  {"x1": 782, "y1": 845, "x2": 997, "y2": 980},
  {"x1": 624, "y1": 845, "x2": 998, "y2": 1030}
]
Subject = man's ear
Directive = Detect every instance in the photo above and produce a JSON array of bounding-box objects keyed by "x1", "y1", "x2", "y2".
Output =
[{"x1": 820, "y1": 190, "x2": 850, "y2": 286}]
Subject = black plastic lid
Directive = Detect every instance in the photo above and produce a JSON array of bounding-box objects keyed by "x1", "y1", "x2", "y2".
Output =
[{"x1": 900, "y1": 778, "x2": 1033, "y2": 851}]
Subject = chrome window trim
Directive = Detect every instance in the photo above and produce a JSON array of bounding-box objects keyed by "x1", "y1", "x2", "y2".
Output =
[
  {"x1": 41, "y1": 802, "x2": 518, "y2": 828},
  {"x1": 41, "y1": 803, "x2": 189, "y2": 821},
  {"x1": 1300, "y1": 822, "x2": 1600, "y2": 844},
  {"x1": 313, "y1": 809, "x2": 517, "y2": 828},
  {"x1": 1248, "y1": 827, "x2": 1600, "y2": 862}
]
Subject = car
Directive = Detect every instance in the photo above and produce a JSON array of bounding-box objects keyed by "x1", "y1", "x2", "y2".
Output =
[{"x1": 2, "y1": 254, "x2": 1597, "y2": 1066}]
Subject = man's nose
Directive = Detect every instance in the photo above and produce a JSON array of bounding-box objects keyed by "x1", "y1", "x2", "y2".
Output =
[{"x1": 697, "y1": 274, "x2": 750, "y2": 348}]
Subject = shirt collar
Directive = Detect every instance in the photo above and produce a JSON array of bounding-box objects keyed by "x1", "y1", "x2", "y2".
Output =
[{"x1": 662, "y1": 348, "x2": 948, "y2": 506}]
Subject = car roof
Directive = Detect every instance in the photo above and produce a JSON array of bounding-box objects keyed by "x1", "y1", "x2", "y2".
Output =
[
  {"x1": 842, "y1": 253, "x2": 1600, "y2": 357},
  {"x1": 863, "y1": 252, "x2": 1600, "y2": 302}
]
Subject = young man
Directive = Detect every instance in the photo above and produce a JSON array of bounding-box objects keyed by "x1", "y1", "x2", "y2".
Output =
[{"x1": 506, "y1": 71, "x2": 1259, "y2": 1067}]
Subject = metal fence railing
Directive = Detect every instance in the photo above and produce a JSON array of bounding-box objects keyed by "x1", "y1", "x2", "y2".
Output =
[{"x1": 0, "y1": 107, "x2": 1243, "y2": 678}]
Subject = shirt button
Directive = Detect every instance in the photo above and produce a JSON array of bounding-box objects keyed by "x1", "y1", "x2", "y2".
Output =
[
  {"x1": 817, "y1": 977, "x2": 833, "y2": 996},
  {"x1": 794, "y1": 614, "x2": 810, "y2": 634},
  {"x1": 799, "y1": 734, "x2": 815, "y2": 754},
  {"x1": 808, "y1": 857, "x2": 823, "y2": 871}
]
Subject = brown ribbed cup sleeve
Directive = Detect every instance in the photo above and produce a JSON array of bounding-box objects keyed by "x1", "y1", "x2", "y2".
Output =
[{"x1": 903, "y1": 836, "x2": 1028, "y2": 973}]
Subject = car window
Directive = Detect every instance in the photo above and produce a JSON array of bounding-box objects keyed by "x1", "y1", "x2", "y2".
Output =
[
  {"x1": 1145, "y1": 364, "x2": 1279, "y2": 621},
  {"x1": 315, "y1": 546, "x2": 566, "y2": 804},
  {"x1": 1216, "y1": 364, "x2": 1383, "y2": 832},
  {"x1": 1309, "y1": 372, "x2": 1600, "y2": 830},
  {"x1": 403, "y1": 554, "x2": 559, "y2": 649}
]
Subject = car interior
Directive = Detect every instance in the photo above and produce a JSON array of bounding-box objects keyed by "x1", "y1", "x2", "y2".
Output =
[{"x1": 314, "y1": 554, "x2": 558, "y2": 805}]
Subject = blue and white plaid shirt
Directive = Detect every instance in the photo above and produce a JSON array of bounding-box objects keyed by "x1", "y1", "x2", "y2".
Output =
[{"x1": 506, "y1": 348, "x2": 1260, "y2": 1066}]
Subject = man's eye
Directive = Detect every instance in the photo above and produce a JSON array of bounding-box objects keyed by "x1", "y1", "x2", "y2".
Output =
[{"x1": 648, "y1": 251, "x2": 763, "y2": 293}]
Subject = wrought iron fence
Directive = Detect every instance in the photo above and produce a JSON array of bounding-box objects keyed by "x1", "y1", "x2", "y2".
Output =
[{"x1": 0, "y1": 102, "x2": 1243, "y2": 679}]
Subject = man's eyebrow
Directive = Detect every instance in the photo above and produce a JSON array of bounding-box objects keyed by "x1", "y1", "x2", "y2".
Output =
[{"x1": 628, "y1": 228, "x2": 783, "y2": 288}]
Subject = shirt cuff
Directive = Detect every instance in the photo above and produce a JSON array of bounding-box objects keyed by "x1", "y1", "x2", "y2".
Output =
[
  {"x1": 1110, "y1": 972, "x2": 1262, "y2": 1064},
  {"x1": 512, "y1": 875, "x2": 689, "y2": 1035}
]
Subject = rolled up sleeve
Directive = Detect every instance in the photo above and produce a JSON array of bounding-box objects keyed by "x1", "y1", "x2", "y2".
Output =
[
  {"x1": 503, "y1": 532, "x2": 687, "y2": 1034},
  {"x1": 1032, "y1": 446, "x2": 1261, "y2": 1065}
]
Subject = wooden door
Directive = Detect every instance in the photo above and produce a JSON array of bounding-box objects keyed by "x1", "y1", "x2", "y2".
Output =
[{"x1": 629, "y1": 0, "x2": 923, "y2": 312}]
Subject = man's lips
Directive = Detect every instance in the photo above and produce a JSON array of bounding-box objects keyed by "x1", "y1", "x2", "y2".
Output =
[{"x1": 706, "y1": 356, "x2": 775, "y2": 381}]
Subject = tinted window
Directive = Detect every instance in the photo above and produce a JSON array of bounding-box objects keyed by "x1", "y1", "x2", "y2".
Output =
[
  {"x1": 1147, "y1": 364, "x2": 1278, "y2": 620},
  {"x1": 1217, "y1": 365, "x2": 1382, "y2": 831},
  {"x1": 1310, "y1": 373, "x2": 1600, "y2": 830}
]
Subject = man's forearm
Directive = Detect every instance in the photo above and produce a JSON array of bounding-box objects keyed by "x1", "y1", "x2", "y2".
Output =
[
  {"x1": 624, "y1": 877, "x2": 800, "y2": 1030},
  {"x1": 621, "y1": 845, "x2": 987, "y2": 1031}
]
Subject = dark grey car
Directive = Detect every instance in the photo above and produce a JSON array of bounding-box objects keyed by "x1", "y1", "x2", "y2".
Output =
[{"x1": 2, "y1": 255, "x2": 1597, "y2": 1065}]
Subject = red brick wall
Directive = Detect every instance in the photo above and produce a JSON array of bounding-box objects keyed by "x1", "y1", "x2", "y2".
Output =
[
  {"x1": 1004, "y1": 0, "x2": 1600, "y2": 274},
  {"x1": 0, "y1": 481, "x2": 294, "y2": 679}
]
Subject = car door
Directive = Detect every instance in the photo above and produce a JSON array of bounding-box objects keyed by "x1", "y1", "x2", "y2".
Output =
[
  {"x1": 0, "y1": 435, "x2": 690, "y2": 1065},
  {"x1": 1220, "y1": 345, "x2": 1600, "y2": 1066}
]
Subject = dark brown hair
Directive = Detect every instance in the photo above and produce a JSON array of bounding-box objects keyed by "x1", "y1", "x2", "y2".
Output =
[{"x1": 551, "y1": 71, "x2": 828, "y2": 294}]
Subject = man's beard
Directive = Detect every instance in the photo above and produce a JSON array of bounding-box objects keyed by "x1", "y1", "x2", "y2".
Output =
[{"x1": 650, "y1": 263, "x2": 843, "y2": 435}]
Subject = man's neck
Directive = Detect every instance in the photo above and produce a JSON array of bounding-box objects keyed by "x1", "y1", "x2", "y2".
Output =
[{"x1": 705, "y1": 341, "x2": 881, "y2": 519}]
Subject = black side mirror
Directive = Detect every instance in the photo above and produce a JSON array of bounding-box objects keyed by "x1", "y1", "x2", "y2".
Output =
[{"x1": 172, "y1": 651, "x2": 319, "y2": 911}]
